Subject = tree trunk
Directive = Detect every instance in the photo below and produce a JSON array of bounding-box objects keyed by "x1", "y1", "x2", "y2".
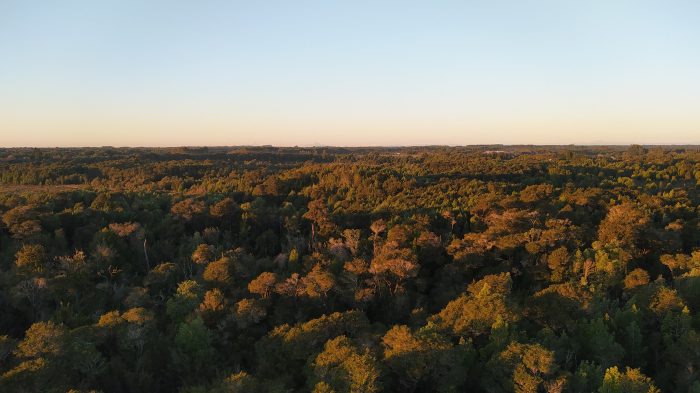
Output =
[{"x1": 143, "y1": 238, "x2": 151, "y2": 271}]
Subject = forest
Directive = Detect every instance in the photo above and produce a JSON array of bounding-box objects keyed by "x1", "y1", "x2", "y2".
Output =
[{"x1": 1, "y1": 145, "x2": 699, "y2": 393}]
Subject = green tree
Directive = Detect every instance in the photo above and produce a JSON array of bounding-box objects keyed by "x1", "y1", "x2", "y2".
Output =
[{"x1": 173, "y1": 317, "x2": 215, "y2": 383}]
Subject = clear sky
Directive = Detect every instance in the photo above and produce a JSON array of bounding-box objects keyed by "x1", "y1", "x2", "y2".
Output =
[{"x1": 1, "y1": 1, "x2": 699, "y2": 147}]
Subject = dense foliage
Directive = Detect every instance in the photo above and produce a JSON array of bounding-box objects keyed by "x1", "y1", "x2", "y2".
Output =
[{"x1": 1, "y1": 145, "x2": 700, "y2": 392}]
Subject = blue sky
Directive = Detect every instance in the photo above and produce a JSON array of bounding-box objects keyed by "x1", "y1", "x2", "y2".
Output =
[{"x1": 1, "y1": 1, "x2": 699, "y2": 146}]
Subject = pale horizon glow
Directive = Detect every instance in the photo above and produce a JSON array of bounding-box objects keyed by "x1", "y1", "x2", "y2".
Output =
[{"x1": 1, "y1": 1, "x2": 700, "y2": 147}]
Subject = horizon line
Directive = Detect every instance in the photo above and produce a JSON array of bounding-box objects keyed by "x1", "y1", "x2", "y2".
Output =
[{"x1": 3, "y1": 143, "x2": 700, "y2": 149}]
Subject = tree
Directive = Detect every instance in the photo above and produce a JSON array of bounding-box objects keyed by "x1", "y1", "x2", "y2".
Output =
[
  {"x1": 210, "y1": 197, "x2": 241, "y2": 230},
  {"x1": 570, "y1": 361, "x2": 604, "y2": 392},
  {"x1": 342, "y1": 229, "x2": 362, "y2": 256},
  {"x1": 209, "y1": 371, "x2": 270, "y2": 393},
  {"x1": 274, "y1": 273, "x2": 304, "y2": 302},
  {"x1": 574, "y1": 318, "x2": 624, "y2": 368},
  {"x1": 446, "y1": 232, "x2": 493, "y2": 270},
  {"x1": 660, "y1": 252, "x2": 700, "y2": 279},
  {"x1": 599, "y1": 366, "x2": 660, "y2": 393},
  {"x1": 546, "y1": 247, "x2": 570, "y2": 283},
  {"x1": 304, "y1": 199, "x2": 336, "y2": 247},
  {"x1": 15, "y1": 321, "x2": 67, "y2": 359},
  {"x1": 520, "y1": 184, "x2": 554, "y2": 204},
  {"x1": 167, "y1": 280, "x2": 204, "y2": 322},
  {"x1": 442, "y1": 210, "x2": 457, "y2": 235},
  {"x1": 526, "y1": 283, "x2": 591, "y2": 331},
  {"x1": 624, "y1": 268, "x2": 650, "y2": 290},
  {"x1": 382, "y1": 324, "x2": 472, "y2": 392},
  {"x1": 369, "y1": 241, "x2": 419, "y2": 295},
  {"x1": 2, "y1": 321, "x2": 73, "y2": 391},
  {"x1": 173, "y1": 317, "x2": 215, "y2": 383},
  {"x1": 203, "y1": 257, "x2": 233, "y2": 287},
  {"x1": 248, "y1": 272, "x2": 278, "y2": 299},
  {"x1": 597, "y1": 203, "x2": 651, "y2": 256},
  {"x1": 307, "y1": 336, "x2": 381, "y2": 393},
  {"x1": 198, "y1": 288, "x2": 227, "y2": 324},
  {"x1": 234, "y1": 298, "x2": 267, "y2": 329},
  {"x1": 191, "y1": 243, "x2": 215, "y2": 266},
  {"x1": 430, "y1": 273, "x2": 515, "y2": 338},
  {"x1": 171, "y1": 198, "x2": 207, "y2": 222},
  {"x1": 13, "y1": 277, "x2": 48, "y2": 321},
  {"x1": 370, "y1": 220, "x2": 387, "y2": 256},
  {"x1": 2, "y1": 205, "x2": 41, "y2": 239},
  {"x1": 303, "y1": 264, "x2": 336, "y2": 303},
  {"x1": 484, "y1": 342, "x2": 557, "y2": 393},
  {"x1": 255, "y1": 311, "x2": 370, "y2": 381},
  {"x1": 15, "y1": 244, "x2": 48, "y2": 275}
]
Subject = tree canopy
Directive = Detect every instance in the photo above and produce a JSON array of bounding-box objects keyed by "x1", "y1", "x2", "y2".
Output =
[{"x1": 1, "y1": 145, "x2": 699, "y2": 392}]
